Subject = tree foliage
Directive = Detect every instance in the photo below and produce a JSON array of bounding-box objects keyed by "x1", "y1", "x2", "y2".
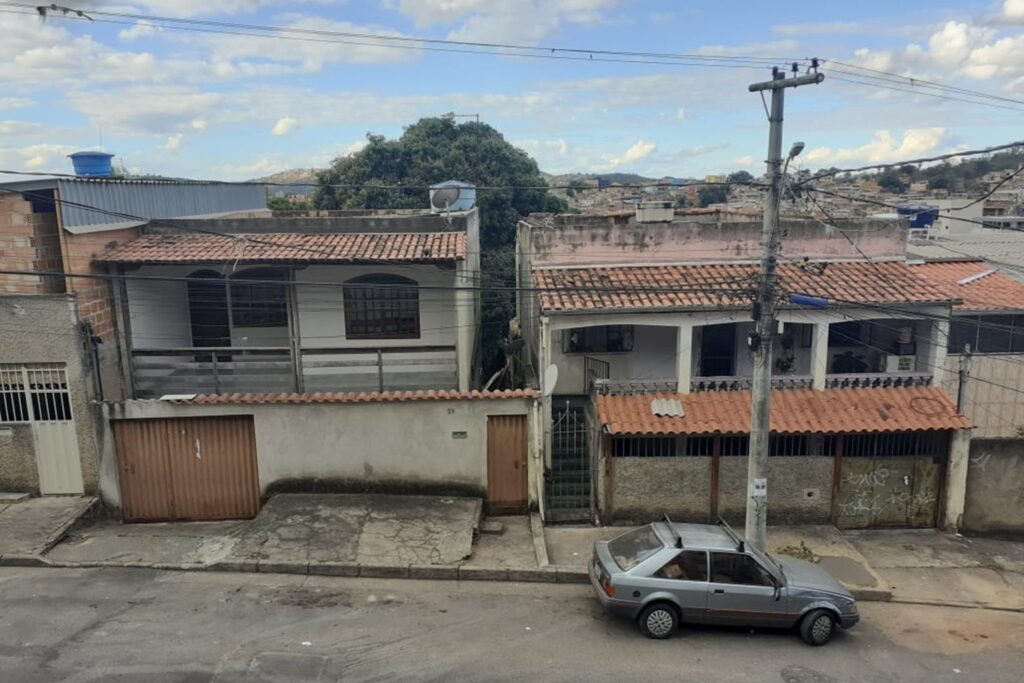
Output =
[
  {"x1": 313, "y1": 118, "x2": 567, "y2": 381},
  {"x1": 698, "y1": 185, "x2": 729, "y2": 207},
  {"x1": 727, "y1": 170, "x2": 754, "y2": 184}
]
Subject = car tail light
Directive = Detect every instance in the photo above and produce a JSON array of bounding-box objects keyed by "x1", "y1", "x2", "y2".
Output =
[{"x1": 602, "y1": 578, "x2": 615, "y2": 598}]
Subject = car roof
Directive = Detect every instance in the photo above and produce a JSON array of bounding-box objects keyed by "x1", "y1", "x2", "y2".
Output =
[{"x1": 653, "y1": 522, "x2": 741, "y2": 553}]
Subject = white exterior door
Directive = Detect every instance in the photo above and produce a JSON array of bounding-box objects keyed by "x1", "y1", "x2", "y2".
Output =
[
  {"x1": 33, "y1": 421, "x2": 84, "y2": 494},
  {"x1": 1, "y1": 364, "x2": 84, "y2": 495}
]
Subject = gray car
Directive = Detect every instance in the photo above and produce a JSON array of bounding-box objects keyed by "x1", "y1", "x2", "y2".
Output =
[{"x1": 589, "y1": 518, "x2": 859, "y2": 645}]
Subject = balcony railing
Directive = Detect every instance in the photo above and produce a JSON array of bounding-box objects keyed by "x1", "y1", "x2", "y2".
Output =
[
  {"x1": 591, "y1": 378, "x2": 677, "y2": 395},
  {"x1": 690, "y1": 375, "x2": 813, "y2": 392},
  {"x1": 131, "y1": 345, "x2": 458, "y2": 398},
  {"x1": 824, "y1": 372, "x2": 933, "y2": 389}
]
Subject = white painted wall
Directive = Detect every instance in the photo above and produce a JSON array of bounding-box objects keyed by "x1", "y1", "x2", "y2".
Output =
[
  {"x1": 126, "y1": 264, "x2": 192, "y2": 348},
  {"x1": 549, "y1": 324, "x2": 678, "y2": 394}
]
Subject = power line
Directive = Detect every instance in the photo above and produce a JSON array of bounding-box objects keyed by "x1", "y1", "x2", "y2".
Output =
[
  {"x1": 825, "y1": 71, "x2": 1024, "y2": 114},
  {"x1": 795, "y1": 140, "x2": 1024, "y2": 185},
  {"x1": 2, "y1": 4, "x2": 801, "y2": 71},
  {"x1": 824, "y1": 59, "x2": 1024, "y2": 108},
  {"x1": 0, "y1": 168, "x2": 766, "y2": 192}
]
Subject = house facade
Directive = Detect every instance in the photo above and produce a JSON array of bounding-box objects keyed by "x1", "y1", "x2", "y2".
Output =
[
  {"x1": 0, "y1": 178, "x2": 267, "y2": 496},
  {"x1": 516, "y1": 209, "x2": 974, "y2": 529}
]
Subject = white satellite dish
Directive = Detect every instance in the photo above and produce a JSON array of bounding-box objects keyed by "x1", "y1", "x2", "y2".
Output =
[{"x1": 543, "y1": 364, "x2": 559, "y2": 397}]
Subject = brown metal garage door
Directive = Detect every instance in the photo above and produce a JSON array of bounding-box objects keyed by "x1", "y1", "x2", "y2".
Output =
[{"x1": 114, "y1": 416, "x2": 260, "y2": 522}]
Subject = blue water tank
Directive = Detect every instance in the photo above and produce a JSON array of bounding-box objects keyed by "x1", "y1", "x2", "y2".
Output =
[{"x1": 68, "y1": 151, "x2": 115, "y2": 177}]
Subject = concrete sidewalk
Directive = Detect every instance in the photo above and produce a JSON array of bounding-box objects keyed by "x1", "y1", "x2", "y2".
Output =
[
  {"x1": 0, "y1": 495, "x2": 97, "y2": 561},
  {"x1": 7, "y1": 493, "x2": 1022, "y2": 611},
  {"x1": 543, "y1": 524, "x2": 1024, "y2": 609}
]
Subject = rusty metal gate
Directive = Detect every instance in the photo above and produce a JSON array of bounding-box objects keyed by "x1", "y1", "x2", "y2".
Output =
[
  {"x1": 114, "y1": 416, "x2": 260, "y2": 522},
  {"x1": 486, "y1": 415, "x2": 528, "y2": 514},
  {"x1": 834, "y1": 432, "x2": 946, "y2": 529}
]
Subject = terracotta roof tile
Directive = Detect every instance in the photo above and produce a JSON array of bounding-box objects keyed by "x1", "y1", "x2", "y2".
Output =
[
  {"x1": 533, "y1": 261, "x2": 952, "y2": 313},
  {"x1": 177, "y1": 389, "x2": 537, "y2": 405},
  {"x1": 910, "y1": 260, "x2": 1024, "y2": 312},
  {"x1": 99, "y1": 232, "x2": 466, "y2": 264},
  {"x1": 597, "y1": 387, "x2": 970, "y2": 436}
]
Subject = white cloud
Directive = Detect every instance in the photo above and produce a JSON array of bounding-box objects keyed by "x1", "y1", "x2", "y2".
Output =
[
  {"x1": 772, "y1": 21, "x2": 867, "y2": 37},
  {"x1": 598, "y1": 139, "x2": 656, "y2": 170},
  {"x1": 164, "y1": 133, "x2": 184, "y2": 150},
  {"x1": 1006, "y1": 0, "x2": 1024, "y2": 20},
  {"x1": 271, "y1": 116, "x2": 299, "y2": 136},
  {"x1": 389, "y1": 0, "x2": 618, "y2": 44},
  {"x1": 734, "y1": 155, "x2": 755, "y2": 167},
  {"x1": 0, "y1": 97, "x2": 31, "y2": 111},
  {"x1": 0, "y1": 143, "x2": 74, "y2": 172},
  {"x1": 118, "y1": 20, "x2": 160, "y2": 41},
  {"x1": 804, "y1": 128, "x2": 950, "y2": 165},
  {"x1": 675, "y1": 107, "x2": 686, "y2": 121},
  {"x1": 191, "y1": 118, "x2": 207, "y2": 130}
]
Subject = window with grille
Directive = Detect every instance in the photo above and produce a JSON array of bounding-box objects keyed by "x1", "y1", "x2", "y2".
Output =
[
  {"x1": 611, "y1": 436, "x2": 677, "y2": 457},
  {"x1": 844, "y1": 432, "x2": 946, "y2": 457},
  {"x1": 0, "y1": 364, "x2": 72, "y2": 423},
  {"x1": 344, "y1": 274, "x2": 420, "y2": 339},
  {"x1": 563, "y1": 326, "x2": 635, "y2": 354},
  {"x1": 230, "y1": 268, "x2": 288, "y2": 327}
]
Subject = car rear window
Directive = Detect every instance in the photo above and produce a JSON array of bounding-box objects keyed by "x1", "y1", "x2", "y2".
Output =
[{"x1": 608, "y1": 525, "x2": 665, "y2": 571}]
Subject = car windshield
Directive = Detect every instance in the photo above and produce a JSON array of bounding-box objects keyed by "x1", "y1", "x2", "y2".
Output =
[
  {"x1": 608, "y1": 525, "x2": 665, "y2": 571},
  {"x1": 750, "y1": 545, "x2": 785, "y2": 581}
]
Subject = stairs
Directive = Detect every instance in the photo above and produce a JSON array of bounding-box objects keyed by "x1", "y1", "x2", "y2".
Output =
[{"x1": 545, "y1": 399, "x2": 591, "y2": 523}]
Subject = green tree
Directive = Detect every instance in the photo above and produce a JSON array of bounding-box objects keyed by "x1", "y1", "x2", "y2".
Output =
[
  {"x1": 267, "y1": 196, "x2": 310, "y2": 211},
  {"x1": 698, "y1": 185, "x2": 729, "y2": 207},
  {"x1": 727, "y1": 170, "x2": 754, "y2": 184},
  {"x1": 314, "y1": 118, "x2": 566, "y2": 380},
  {"x1": 674, "y1": 195, "x2": 691, "y2": 209},
  {"x1": 877, "y1": 170, "x2": 907, "y2": 194}
]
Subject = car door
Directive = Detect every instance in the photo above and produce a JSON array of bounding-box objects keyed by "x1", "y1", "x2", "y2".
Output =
[
  {"x1": 705, "y1": 552, "x2": 789, "y2": 628},
  {"x1": 641, "y1": 550, "x2": 710, "y2": 623}
]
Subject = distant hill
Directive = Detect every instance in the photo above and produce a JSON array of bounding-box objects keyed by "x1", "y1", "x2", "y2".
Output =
[{"x1": 252, "y1": 168, "x2": 322, "y2": 197}]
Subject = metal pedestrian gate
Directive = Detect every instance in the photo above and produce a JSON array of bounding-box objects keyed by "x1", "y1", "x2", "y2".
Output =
[
  {"x1": 114, "y1": 416, "x2": 260, "y2": 522},
  {"x1": 546, "y1": 399, "x2": 591, "y2": 522}
]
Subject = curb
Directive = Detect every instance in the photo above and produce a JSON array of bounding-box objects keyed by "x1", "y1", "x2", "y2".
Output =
[{"x1": 12, "y1": 557, "x2": 1020, "y2": 611}]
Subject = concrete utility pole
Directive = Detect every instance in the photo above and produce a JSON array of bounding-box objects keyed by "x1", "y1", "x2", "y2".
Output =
[{"x1": 745, "y1": 64, "x2": 824, "y2": 550}]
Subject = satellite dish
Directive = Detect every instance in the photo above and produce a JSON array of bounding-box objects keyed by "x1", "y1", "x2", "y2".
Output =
[
  {"x1": 430, "y1": 186, "x2": 461, "y2": 210},
  {"x1": 543, "y1": 364, "x2": 559, "y2": 396}
]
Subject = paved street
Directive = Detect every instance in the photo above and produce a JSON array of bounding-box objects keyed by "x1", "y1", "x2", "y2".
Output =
[{"x1": 2, "y1": 567, "x2": 1022, "y2": 682}]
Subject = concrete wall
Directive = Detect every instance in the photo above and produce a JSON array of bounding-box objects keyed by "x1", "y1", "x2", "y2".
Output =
[
  {"x1": 963, "y1": 438, "x2": 1024, "y2": 535},
  {"x1": 100, "y1": 396, "x2": 537, "y2": 512},
  {"x1": 550, "y1": 324, "x2": 679, "y2": 394},
  {"x1": 524, "y1": 215, "x2": 908, "y2": 268},
  {"x1": 0, "y1": 295, "x2": 101, "y2": 494},
  {"x1": 601, "y1": 451, "x2": 834, "y2": 526},
  {"x1": 608, "y1": 456, "x2": 711, "y2": 523},
  {"x1": 943, "y1": 353, "x2": 1024, "y2": 438}
]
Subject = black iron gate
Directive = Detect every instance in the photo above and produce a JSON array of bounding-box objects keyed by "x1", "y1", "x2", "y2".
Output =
[{"x1": 546, "y1": 398, "x2": 592, "y2": 522}]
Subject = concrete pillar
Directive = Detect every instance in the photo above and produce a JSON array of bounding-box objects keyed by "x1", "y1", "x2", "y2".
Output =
[
  {"x1": 454, "y1": 261, "x2": 473, "y2": 392},
  {"x1": 927, "y1": 319, "x2": 949, "y2": 388},
  {"x1": 539, "y1": 318, "x2": 553, "y2": 470},
  {"x1": 676, "y1": 323, "x2": 693, "y2": 394},
  {"x1": 942, "y1": 429, "x2": 972, "y2": 532},
  {"x1": 811, "y1": 320, "x2": 830, "y2": 390}
]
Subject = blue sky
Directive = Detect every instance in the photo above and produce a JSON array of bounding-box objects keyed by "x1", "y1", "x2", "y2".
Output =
[{"x1": 3, "y1": 0, "x2": 1024, "y2": 180}]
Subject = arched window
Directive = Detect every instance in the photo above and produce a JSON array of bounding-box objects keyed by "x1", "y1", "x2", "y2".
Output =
[
  {"x1": 344, "y1": 274, "x2": 420, "y2": 339},
  {"x1": 229, "y1": 268, "x2": 288, "y2": 328}
]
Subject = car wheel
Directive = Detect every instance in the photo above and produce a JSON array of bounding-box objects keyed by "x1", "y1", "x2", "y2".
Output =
[
  {"x1": 799, "y1": 609, "x2": 836, "y2": 646},
  {"x1": 639, "y1": 603, "x2": 678, "y2": 639}
]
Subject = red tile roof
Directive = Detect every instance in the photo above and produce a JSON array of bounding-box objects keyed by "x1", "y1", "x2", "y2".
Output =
[
  {"x1": 177, "y1": 389, "x2": 537, "y2": 405},
  {"x1": 99, "y1": 232, "x2": 466, "y2": 264},
  {"x1": 597, "y1": 387, "x2": 970, "y2": 436},
  {"x1": 533, "y1": 261, "x2": 953, "y2": 313},
  {"x1": 910, "y1": 260, "x2": 1024, "y2": 312}
]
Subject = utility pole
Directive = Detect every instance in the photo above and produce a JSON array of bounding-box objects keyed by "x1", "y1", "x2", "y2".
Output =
[{"x1": 745, "y1": 64, "x2": 824, "y2": 550}]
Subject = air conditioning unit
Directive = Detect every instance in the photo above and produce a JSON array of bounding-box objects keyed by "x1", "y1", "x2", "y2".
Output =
[
  {"x1": 884, "y1": 354, "x2": 916, "y2": 373},
  {"x1": 429, "y1": 180, "x2": 476, "y2": 213}
]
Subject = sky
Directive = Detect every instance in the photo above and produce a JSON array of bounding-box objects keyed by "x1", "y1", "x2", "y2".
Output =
[{"x1": 3, "y1": 0, "x2": 1024, "y2": 181}]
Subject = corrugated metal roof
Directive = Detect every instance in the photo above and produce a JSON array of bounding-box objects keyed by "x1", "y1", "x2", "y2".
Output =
[
  {"x1": 1, "y1": 177, "x2": 266, "y2": 233},
  {"x1": 177, "y1": 389, "x2": 538, "y2": 405},
  {"x1": 908, "y1": 233, "x2": 1024, "y2": 271},
  {"x1": 98, "y1": 232, "x2": 466, "y2": 264},
  {"x1": 597, "y1": 387, "x2": 970, "y2": 435}
]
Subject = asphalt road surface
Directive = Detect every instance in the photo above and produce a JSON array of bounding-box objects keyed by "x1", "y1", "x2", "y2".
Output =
[{"x1": 1, "y1": 567, "x2": 1022, "y2": 682}]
